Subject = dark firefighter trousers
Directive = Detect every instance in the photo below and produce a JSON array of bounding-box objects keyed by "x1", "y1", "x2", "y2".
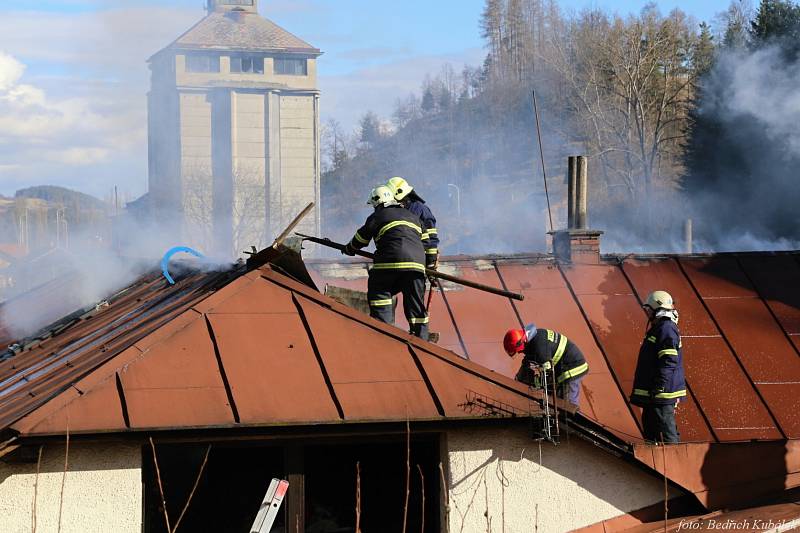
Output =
[
  {"x1": 368, "y1": 269, "x2": 429, "y2": 340},
  {"x1": 642, "y1": 403, "x2": 680, "y2": 444}
]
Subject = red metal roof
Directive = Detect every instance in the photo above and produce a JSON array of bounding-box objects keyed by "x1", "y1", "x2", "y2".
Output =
[
  {"x1": 0, "y1": 260, "x2": 553, "y2": 438},
  {"x1": 5, "y1": 248, "x2": 800, "y2": 511},
  {"x1": 308, "y1": 252, "x2": 800, "y2": 446}
]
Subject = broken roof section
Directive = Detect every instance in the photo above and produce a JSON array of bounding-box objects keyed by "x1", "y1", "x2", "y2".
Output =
[
  {"x1": 0, "y1": 257, "x2": 551, "y2": 439},
  {"x1": 307, "y1": 251, "x2": 800, "y2": 445}
]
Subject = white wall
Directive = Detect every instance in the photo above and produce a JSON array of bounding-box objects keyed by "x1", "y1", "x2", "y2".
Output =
[
  {"x1": 0, "y1": 442, "x2": 141, "y2": 533},
  {"x1": 446, "y1": 426, "x2": 673, "y2": 533}
]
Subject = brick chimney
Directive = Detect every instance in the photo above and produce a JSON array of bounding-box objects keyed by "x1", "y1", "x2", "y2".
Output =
[{"x1": 550, "y1": 156, "x2": 603, "y2": 264}]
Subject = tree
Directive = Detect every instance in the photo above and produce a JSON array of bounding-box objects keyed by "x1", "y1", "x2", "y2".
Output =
[
  {"x1": 358, "y1": 111, "x2": 382, "y2": 149},
  {"x1": 420, "y1": 85, "x2": 436, "y2": 114},
  {"x1": 750, "y1": 0, "x2": 800, "y2": 55},
  {"x1": 549, "y1": 7, "x2": 698, "y2": 201},
  {"x1": 321, "y1": 118, "x2": 350, "y2": 173},
  {"x1": 694, "y1": 22, "x2": 716, "y2": 75},
  {"x1": 721, "y1": 0, "x2": 753, "y2": 49}
]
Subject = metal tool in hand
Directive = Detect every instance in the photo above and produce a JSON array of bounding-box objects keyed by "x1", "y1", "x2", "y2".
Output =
[{"x1": 295, "y1": 233, "x2": 524, "y2": 301}]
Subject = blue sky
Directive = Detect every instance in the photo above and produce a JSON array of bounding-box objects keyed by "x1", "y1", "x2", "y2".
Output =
[{"x1": 0, "y1": 0, "x2": 736, "y2": 199}]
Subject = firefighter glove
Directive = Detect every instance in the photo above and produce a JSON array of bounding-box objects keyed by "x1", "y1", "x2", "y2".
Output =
[
  {"x1": 426, "y1": 254, "x2": 439, "y2": 270},
  {"x1": 342, "y1": 243, "x2": 356, "y2": 256}
]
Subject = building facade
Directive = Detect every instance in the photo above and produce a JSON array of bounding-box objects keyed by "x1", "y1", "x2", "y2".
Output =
[{"x1": 148, "y1": 0, "x2": 321, "y2": 257}]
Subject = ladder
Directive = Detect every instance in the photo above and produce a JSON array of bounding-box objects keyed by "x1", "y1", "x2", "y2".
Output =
[{"x1": 250, "y1": 478, "x2": 289, "y2": 533}]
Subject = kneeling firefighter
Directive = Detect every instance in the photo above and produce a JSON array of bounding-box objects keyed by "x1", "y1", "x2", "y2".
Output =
[{"x1": 504, "y1": 324, "x2": 588, "y2": 407}]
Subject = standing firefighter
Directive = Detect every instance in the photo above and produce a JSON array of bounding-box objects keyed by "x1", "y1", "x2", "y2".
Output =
[
  {"x1": 503, "y1": 324, "x2": 588, "y2": 407},
  {"x1": 630, "y1": 290, "x2": 687, "y2": 444},
  {"x1": 386, "y1": 177, "x2": 439, "y2": 270},
  {"x1": 343, "y1": 186, "x2": 429, "y2": 340}
]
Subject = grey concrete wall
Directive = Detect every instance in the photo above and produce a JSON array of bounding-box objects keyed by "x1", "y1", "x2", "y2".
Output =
[
  {"x1": 232, "y1": 91, "x2": 268, "y2": 252},
  {"x1": 0, "y1": 442, "x2": 142, "y2": 533},
  {"x1": 278, "y1": 94, "x2": 318, "y2": 237},
  {"x1": 446, "y1": 426, "x2": 675, "y2": 533},
  {"x1": 179, "y1": 90, "x2": 214, "y2": 250}
]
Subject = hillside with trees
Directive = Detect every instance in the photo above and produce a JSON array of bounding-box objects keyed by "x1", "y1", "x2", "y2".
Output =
[{"x1": 322, "y1": 0, "x2": 800, "y2": 253}]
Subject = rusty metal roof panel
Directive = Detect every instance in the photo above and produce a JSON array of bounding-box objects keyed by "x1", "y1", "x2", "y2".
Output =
[
  {"x1": 414, "y1": 347, "x2": 534, "y2": 417},
  {"x1": 737, "y1": 254, "x2": 800, "y2": 350},
  {"x1": 119, "y1": 311, "x2": 235, "y2": 429},
  {"x1": 622, "y1": 258, "x2": 719, "y2": 336},
  {"x1": 208, "y1": 313, "x2": 341, "y2": 423},
  {"x1": 704, "y1": 298, "x2": 800, "y2": 383},
  {"x1": 424, "y1": 291, "x2": 467, "y2": 358},
  {"x1": 681, "y1": 336, "x2": 782, "y2": 440},
  {"x1": 197, "y1": 275, "x2": 298, "y2": 315},
  {"x1": 434, "y1": 263, "x2": 519, "y2": 375},
  {"x1": 295, "y1": 294, "x2": 440, "y2": 420},
  {"x1": 677, "y1": 257, "x2": 789, "y2": 440},
  {"x1": 24, "y1": 378, "x2": 125, "y2": 435},
  {"x1": 679, "y1": 257, "x2": 758, "y2": 298}
]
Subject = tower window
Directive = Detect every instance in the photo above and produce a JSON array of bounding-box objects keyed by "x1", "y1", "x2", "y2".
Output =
[
  {"x1": 219, "y1": 0, "x2": 254, "y2": 4},
  {"x1": 186, "y1": 54, "x2": 220, "y2": 73},
  {"x1": 230, "y1": 55, "x2": 264, "y2": 74},
  {"x1": 274, "y1": 58, "x2": 308, "y2": 76}
]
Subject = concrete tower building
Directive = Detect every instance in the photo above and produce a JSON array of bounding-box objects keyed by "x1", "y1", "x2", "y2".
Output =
[{"x1": 147, "y1": 0, "x2": 321, "y2": 257}]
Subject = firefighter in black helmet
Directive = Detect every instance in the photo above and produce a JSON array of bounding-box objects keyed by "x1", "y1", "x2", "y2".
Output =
[{"x1": 343, "y1": 185, "x2": 429, "y2": 340}]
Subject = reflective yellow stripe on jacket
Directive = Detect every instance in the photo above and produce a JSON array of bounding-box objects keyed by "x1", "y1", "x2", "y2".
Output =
[
  {"x1": 354, "y1": 232, "x2": 369, "y2": 245},
  {"x1": 654, "y1": 389, "x2": 686, "y2": 399},
  {"x1": 375, "y1": 221, "x2": 423, "y2": 241},
  {"x1": 557, "y1": 362, "x2": 588, "y2": 384},
  {"x1": 369, "y1": 299, "x2": 393, "y2": 307},
  {"x1": 371, "y1": 262, "x2": 426, "y2": 272},
  {"x1": 551, "y1": 334, "x2": 568, "y2": 366},
  {"x1": 633, "y1": 388, "x2": 686, "y2": 399},
  {"x1": 658, "y1": 348, "x2": 679, "y2": 357}
]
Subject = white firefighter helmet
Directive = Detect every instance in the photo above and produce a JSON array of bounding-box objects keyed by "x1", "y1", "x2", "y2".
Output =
[
  {"x1": 644, "y1": 290, "x2": 675, "y2": 311},
  {"x1": 367, "y1": 185, "x2": 397, "y2": 207},
  {"x1": 386, "y1": 176, "x2": 413, "y2": 201}
]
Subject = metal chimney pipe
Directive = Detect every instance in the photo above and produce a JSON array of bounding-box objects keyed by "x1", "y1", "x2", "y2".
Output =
[
  {"x1": 685, "y1": 218, "x2": 693, "y2": 254},
  {"x1": 576, "y1": 156, "x2": 588, "y2": 229},
  {"x1": 567, "y1": 156, "x2": 577, "y2": 229}
]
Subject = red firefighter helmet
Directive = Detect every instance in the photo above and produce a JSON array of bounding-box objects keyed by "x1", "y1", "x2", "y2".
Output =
[{"x1": 503, "y1": 328, "x2": 527, "y2": 356}]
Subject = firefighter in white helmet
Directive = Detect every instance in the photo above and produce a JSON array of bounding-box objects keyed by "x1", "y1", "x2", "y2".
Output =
[
  {"x1": 386, "y1": 177, "x2": 439, "y2": 270},
  {"x1": 630, "y1": 290, "x2": 686, "y2": 443},
  {"x1": 343, "y1": 186, "x2": 430, "y2": 339}
]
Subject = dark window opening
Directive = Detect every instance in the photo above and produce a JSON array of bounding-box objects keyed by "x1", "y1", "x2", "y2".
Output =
[
  {"x1": 274, "y1": 58, "x2": 308, "y2": 76},
  {"x1": 305, "y1": 438, "x2": 440, "y2": 533},
  {"x1": 220, "y1": 0, "x2": 254, "y2": 5},
  {"x1": 143, "y1": 443, "x2": 286, "y2": 533},
  {"x1": 231, "y1": 55, "x2": 265, "y2": 74},
  {"x1": 186, "y1": 54, "x2": 220, "y2": 73}
]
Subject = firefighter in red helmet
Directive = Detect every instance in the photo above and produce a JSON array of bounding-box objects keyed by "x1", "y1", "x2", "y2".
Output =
[{"x1": 504, "y1": 324, "x2": 588, "y2": 407}]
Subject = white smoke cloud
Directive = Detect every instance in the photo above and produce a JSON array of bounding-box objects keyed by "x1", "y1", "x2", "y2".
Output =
[{"x1": 720, "y1": 46, "x2": 800, "y2": 154}]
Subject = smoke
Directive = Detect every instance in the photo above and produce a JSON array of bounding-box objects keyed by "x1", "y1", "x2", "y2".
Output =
[
  {"x1": 0, "y1": 209, "x2": 236, "y2": 342},
  {"x1": 687, "y1": 44, "x2": 800, "y2": 250}
]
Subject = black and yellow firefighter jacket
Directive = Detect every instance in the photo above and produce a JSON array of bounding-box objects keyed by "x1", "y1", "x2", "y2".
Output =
[
  {"x1": 349, "y1": 204, "x2": 427, "y2": 272},
  {"x1": 403, "y1": 191, "x2": 439, "y2": 267},
  {"x1": 630, "y1": 318, "x2": 687, "y2": 406},
  {"x1": 519, "y1": 325, "x2": 589, "y2": 385}
]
